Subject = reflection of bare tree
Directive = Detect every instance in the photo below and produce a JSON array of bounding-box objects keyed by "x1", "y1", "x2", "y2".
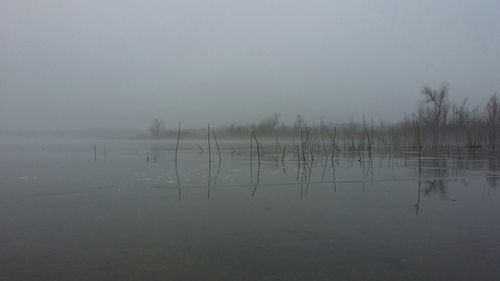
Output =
[
  {"x1": 415, "y1": 173, "x2": 421, "y2": 215},
  {"x1": 146, "y1": 143, "x2": 167, "y2": 163},
  {"x1": 489, "y1": 154, "x2": 497, "y2": 171},
  {"x1": 423, "y1": 177, "x2": 447, "y2": 198},
  {"x1": 422, "y1": 157, "x2": 448, "y2": 198},
  {"x1": 486, "y1": 175, "x2": 499, "y2": 190},
  {"x1": 486, "y1": 154, "x2": 499, "y2": 191}
]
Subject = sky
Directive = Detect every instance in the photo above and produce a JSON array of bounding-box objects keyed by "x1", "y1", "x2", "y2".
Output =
[{"x1": 1, "y1": 0, "x2": 499, "y2": 130}]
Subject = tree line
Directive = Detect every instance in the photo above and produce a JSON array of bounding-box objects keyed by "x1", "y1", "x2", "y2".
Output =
[{"x1": 148, "y1": 84, "x2": 499, "y2": 150}]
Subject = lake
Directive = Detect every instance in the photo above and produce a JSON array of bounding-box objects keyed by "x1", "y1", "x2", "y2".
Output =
[{"x1": 1, "y1": 136, "x2": 500, "y2": 281}]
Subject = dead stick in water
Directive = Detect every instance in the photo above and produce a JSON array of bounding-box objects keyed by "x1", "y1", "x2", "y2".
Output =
[
  {"x1": 250, "y1": 133, "x2": 253, "y2": 159},
  {"x1": 252, "y1": 130, "x2": 261, "y2": 167},
  {"x1": 296, "y1": 143, "x2": 300, "y2": 163},
  {"x1": 281, "y1": 144, "x2": 286, "y2": 162},
  {"x1": 275, "y1": 136, "x2": 279, "y2": 161},
  {"x1": 321, "y1": 133, "x2": 328, "y2": 158},
  {"x1": 306, "y1": 126, "x2": 313, "y2": 162}
]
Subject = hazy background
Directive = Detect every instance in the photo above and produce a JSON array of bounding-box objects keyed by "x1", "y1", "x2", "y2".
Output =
[{"x1": 1, "y1": 0, "x2": 499, "y2": 130}]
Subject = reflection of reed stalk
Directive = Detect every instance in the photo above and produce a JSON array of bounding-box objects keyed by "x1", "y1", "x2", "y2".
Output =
[
  {"x1": 250, "y1": 133, "x2": 253, "y2": 183},
  {"x1": 208, "y1": 155, "x2": 211, "y2": 200},
  {"x1": 175, "y1": 121, "x2": 180, "y2": 177},
  {"x1": 212, "y1": 129, "x2": 222, "y2": 162},
  {"x1": 207, "y1": 124, "x2": 212, "y2": 200},
  {"x1": 174, "y1": 121, "x2": 181, "y2": 201},
  {"x1": 416, "y1": 120, "x2": 422, "y2": 172},
  {"x1": 195, "y1": 143, "x2": 204, "y2": 153},
  {"x1": 252, "y1": 162, "x2": 261, "y2": 197},
  {"x1": 250, "y1": 133, "x2": 253, "y2": 160},
  {"x1": 207, "y1": 124, "x2": 211, "y2": 163}
]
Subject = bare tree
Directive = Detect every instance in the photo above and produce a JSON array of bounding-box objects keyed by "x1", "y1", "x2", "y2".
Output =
[
  {"x1": 293, "y1": 114, "x2": 305, "y2": 129},
  {"x1": 420, "y1": 83, "x2": 450, "y2": 148},
  {"x1": 149, "y1": 118, "x2": 166, "y2": 137},
  {"x1": 486, "y1": 93, "x2": 499, "y2": 148}
]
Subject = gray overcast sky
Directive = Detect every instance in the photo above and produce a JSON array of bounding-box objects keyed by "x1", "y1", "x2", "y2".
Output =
[{"x1": 1, "y1": 0, "x2": 499, "y2": 130}]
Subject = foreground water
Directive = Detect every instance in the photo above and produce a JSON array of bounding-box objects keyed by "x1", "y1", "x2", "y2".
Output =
[{"x1": 1, "y1": 137, "x2": 500, "y2": 281}]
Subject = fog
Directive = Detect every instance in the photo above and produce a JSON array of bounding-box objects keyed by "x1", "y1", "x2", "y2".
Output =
[{"x1": 1, "y1": 0, "x2": 499, "y2": 130}]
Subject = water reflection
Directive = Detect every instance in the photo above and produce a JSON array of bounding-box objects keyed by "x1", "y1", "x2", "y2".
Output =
[
  {"x1": 485, "y1": 153, "x2": 500, "y2": 195},
  {"x1": 251, "y1": 154, "x2": 260, "y2": 197},
  {"x1": 157, "y1": 143, "x2": 500, "y2": 206},
  {"x1": 213, "y1": 160, "x2": 222, "y2": 190},
  {"x1": 303, "y1": 161, "x2": 313, "y2": 197},
  {"x1": 207, "y1": 153, "x2": 211, "y2": 200}
]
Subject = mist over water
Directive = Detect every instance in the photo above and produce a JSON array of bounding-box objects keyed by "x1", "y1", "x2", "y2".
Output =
[
  {"x1": 1, "y1": 0, "x2": 500, "y2": 130},
  {"x1": 2, "y1": 1, "x2": 500, "y2": 280}
]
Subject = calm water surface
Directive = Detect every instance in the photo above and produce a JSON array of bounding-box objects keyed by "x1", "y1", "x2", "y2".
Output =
[{"x1": 1, "y1": 137, "x2": 500, "y2": 281}]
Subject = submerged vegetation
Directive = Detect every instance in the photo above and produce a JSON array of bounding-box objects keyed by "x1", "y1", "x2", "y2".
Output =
[{"x1": 149, "y1": 84, "x2": 499, "y2": 151}]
